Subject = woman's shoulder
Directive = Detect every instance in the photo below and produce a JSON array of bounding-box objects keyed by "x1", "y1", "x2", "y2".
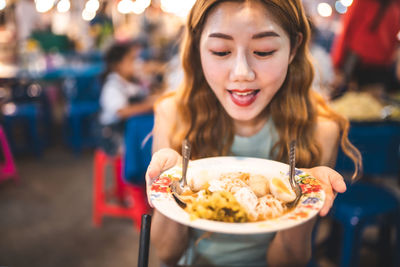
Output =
[
  {"x1": 315, "y1": 116, "x2": 340, "y2": 166},
  {"x1": 313, "y1": 92, "x2": 341, "y2": 138},
  {"x1": 316, "y1": 116, "x2": 339, "y2": 131},
  {"x1": 315, "y1": 116, "x2": 340, "y2": 141},
  {"x1": 153, "y1": 92, "x2": 179, "y2": 129},
  {"x1": 152, "y1": 92, "x2": 178, "y2": 149},
  {"x1": 154, "y1": 92, "x2": 178, "y2": 116}
]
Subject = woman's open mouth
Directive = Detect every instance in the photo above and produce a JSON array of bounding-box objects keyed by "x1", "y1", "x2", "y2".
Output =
[{"x1": 227, "y1": 89, "x2": 260, "y2": 107}]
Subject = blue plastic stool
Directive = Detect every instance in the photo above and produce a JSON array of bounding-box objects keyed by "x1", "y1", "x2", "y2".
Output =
[
  {"x1": 2, "y1": 103, "x2": 45, "y2": 156},
  {"x1": 2, "y1": 80, "x2": 53, "y2": 156},
  {"x1": 328, "y1": 182, "x2": 400, "y2": 267},
  {"x1": 64, "y1": 101, "x2": 99, "y2": 154},
  {"x1": 124, "y1": 113, "x2": 154, "y2": 185},
  {"x1": 62, "y1": 74, "x2": 101, "y2": 154}
]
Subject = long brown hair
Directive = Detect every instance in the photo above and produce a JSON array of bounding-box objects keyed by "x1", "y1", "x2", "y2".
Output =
[{"x1": 167, "y1": 0, "x2": 361, "y2": 179}]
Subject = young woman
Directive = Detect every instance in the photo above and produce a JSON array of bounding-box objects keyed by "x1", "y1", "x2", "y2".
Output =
[{"x1": 146, "y1": 0, "x2": 362, "y2": 266}]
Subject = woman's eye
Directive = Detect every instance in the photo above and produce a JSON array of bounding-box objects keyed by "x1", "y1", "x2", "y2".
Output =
[
  {"x1": 211, "y1": 51, "x2": 231, "y2": 57},
  {"x1": 254, "y1": 51, "x2": 275, "y2": 57}
]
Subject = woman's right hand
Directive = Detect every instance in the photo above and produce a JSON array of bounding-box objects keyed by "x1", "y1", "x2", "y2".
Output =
[
  {"x1": 146, "y1": 148, "x2": 182, "y2": 207},
  {"x1": 146, "y1": 148, "x2": 190, "y2": 265}
]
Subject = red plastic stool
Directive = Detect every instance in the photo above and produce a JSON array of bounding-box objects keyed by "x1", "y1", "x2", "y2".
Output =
[
  {"x1": 93, "y1": 149, "x2": 149, "y2": 230},
  {"x1": 0, "y1": 125, "x2": 19, "y2": 183}
]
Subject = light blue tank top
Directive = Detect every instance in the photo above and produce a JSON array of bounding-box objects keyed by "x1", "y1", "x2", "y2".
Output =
[{"x1": 178, "y1": 118, "x2": 279, "y2": 267}]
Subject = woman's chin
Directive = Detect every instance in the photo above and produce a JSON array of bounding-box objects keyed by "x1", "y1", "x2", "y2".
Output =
[{"x1": 226, "y1": 110, "x2": 260, "y2": 123}]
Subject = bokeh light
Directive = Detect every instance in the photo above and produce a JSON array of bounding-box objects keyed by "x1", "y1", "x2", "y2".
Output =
[
  {"x1": 317, "y1": 2, "x2": 333, "y2": 17},
  {"x1": 340, "y1": 0, "x2": 353, "y2": 7},
  {"x1": 85, "y1": 0, "x2": 100, "y2": 13},
  {"x1": 0, "y1": 0, "x2": 6, "y2": 11},
  {"x1": 2, "y1": 103, "x2": 16, "y2": 116},
  {"x1": 335, "y1": 1, "x2": 347, "y2": 14},
  {"x1": 35, "y1": 0, "x2": 55, "y2": 13},
  {"x1": 131, "y1": 0, "x2": 151, "y2": 14},
  {"x1": 160, "y1": 0, "x2": 196, "y2": 18},
  {"x1": 117, "y1": 0, "x2": 134, "y2": 14},
  {"x1": 82, "y1": 8, "x2": 96, "y2": 21},
  {"x1": 57, "y1": 0, "x2": 70, "y2": 13}
]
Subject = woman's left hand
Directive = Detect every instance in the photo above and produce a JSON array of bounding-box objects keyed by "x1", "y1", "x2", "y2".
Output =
[{"x1": 302, "y1": 166, "x2": 347, "y2": 217}]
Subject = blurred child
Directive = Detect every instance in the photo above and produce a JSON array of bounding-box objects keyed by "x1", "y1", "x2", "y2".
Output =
[{"x1": 98, "y1": 40, "x2": 159, "y2": 156}]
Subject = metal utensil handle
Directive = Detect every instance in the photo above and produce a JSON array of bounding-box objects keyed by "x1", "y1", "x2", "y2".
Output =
[
  {"x1": 182, "y1": 139, "x2": 191, "y2": 187},
  {"x1": 289, "y1": 140, "x2": 296, "y2": 188}
]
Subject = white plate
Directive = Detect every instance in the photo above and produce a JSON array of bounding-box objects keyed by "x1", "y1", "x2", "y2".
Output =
[{"x1": 150, "y1": 156, "x2": 325, "y2": 234}]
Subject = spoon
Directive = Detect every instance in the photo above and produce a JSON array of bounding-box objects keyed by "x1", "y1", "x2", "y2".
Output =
[
  {"x1": 170, "y1": 139, "x2": 191, "y2": 208},
  {"x1": 287, "y1": 140, "x2": 302, "y2": 209}
]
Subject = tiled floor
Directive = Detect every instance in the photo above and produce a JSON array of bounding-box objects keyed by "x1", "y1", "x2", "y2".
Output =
[{"x1": 0, "y1": 146, "x2": 398, "y2": 267}]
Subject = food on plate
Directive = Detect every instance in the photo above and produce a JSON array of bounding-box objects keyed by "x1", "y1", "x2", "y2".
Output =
[
  {"x1": 248, "y1": 173, "x2": 269, "y2": 197},
  {"x1": 185, "y1": 190, "x2": 248, "y2": 222},
  {"x1": 183, "y1": 172, "x2": 297, "y2": 222},
  {"x1": 330, "y1": 92, "x2": 384, "y2": 121}
]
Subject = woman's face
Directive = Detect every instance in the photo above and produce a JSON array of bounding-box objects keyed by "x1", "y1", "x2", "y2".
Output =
[{"x1": 199, "y1": 1, "x2": 295, "y2": 127}]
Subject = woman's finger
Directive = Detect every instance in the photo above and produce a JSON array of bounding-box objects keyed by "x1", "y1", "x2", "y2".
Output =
[
  {"x1": 328, "y1": 170, "x2": 347, "y2": 193},
  {"x1": 146, "y1": 149, "x2": 180, "y2": 181},
  {"x1": 319, "y1": 187, "x2": 334, "y2": 217},
  {"x1": 320, "y1": 169, "x2": 346, "y2": 216},
  {"x1": 305, "y1": 166, "x2": 346, "y2": 216},
  {"x1": 145, "y1": 148, "x2": 181, "y2": 207}
]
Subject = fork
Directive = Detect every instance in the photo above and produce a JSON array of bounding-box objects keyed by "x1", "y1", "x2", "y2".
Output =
[
  {"x1": 170, "y1": 139, "x2": 191, "y2": 208},
  {"x1": 181, "y1": 139, "x2": 191, "y2": 188},
  {"x1": 287, "y1": 140, "x2": 302, "y2": 208},
  {"x1": 171, "y1": 182, "x2": 187, "y2": 208}
]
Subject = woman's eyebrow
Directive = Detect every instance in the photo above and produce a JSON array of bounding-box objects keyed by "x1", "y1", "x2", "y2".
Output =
[
  {"x1": 208, "y1": 31, "x2": 280, "y2": 40},
  {"x1": 208, "y1": 32, "x2": 233, "y2": 40},
  {"x1": 252, "y1": 31, "x2": 280, "y2": 39}
]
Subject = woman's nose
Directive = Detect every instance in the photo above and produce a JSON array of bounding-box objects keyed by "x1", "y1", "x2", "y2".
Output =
[{"x1": 230, "y1": 52, "x2": 255, "y2": 81}]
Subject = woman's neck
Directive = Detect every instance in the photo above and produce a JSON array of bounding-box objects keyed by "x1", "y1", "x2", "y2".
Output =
[{"x1": 234, "y1": 115, "x2": 269, "y2": 137}]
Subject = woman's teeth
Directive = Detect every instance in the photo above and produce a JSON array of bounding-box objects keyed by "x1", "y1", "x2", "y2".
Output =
[
  {"x1": 235, "y1": 91, "x2": 254, "y2": 96},
  {"x1": 228, "y1": 89, "x2": 260, "y2": 107}
]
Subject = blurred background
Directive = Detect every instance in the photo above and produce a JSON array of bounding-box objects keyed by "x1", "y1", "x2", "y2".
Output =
[{"x1": 0, "y1": 0, "x2": 399, "y2": 266}]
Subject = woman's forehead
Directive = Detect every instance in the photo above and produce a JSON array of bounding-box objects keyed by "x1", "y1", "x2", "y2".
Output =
[{"x1": 201, "y1": 1, "x2": 286, "y2": 38}]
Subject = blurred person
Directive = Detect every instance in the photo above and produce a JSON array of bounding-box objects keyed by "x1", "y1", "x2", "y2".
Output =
[
  {"x1": 89, "y1": 2, "x2": 113, "y2": 51},
  {"x1": 309, "y1": 19, "x2": 335, "y2": 99},
  {"x1": 138, "y1": 3, "x2": 184, "y2": 61},
  {"x1": 137, "y1": 3, "x2": 165, "y2": 61},
  {"x1": 97, "y1": 40, "x2": 159, "y2": 156},
  {"x1": 330, "y1": 0, "x2": 400, "y2": 97},
  {"x1": 164, "y1": 52, "x2": 184, "y2": 93},
  {"x1": 145, "y1": 0, "x2": 362, "y2": 266},
  {"x1": 303, "y1": 0, "x2": 336, "y2": 53},
  {"x1": 163, "y1": 25, "x2": 185, "y2": 92}
]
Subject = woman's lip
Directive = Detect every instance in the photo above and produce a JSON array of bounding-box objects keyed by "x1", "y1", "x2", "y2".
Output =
[
  {"x1": 228, "y1": 89, "x2": 257, "y2": 93},
  {"x1": 227, "y1": 89, "x2": 260, "y2": 107}
]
